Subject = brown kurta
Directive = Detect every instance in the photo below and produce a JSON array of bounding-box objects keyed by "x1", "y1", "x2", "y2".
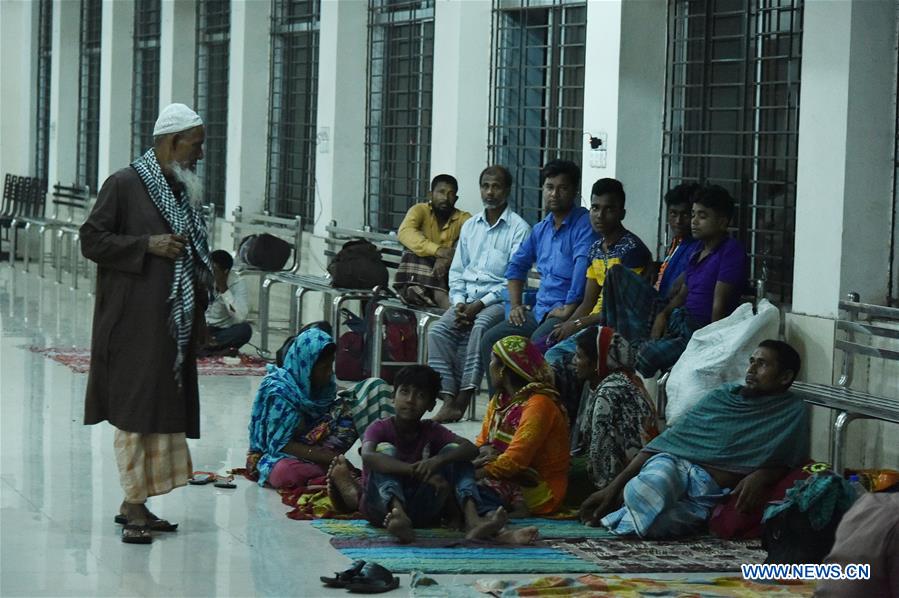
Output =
[{"x1": 80, "y1": 166, "x2": 205, "y2": 438}]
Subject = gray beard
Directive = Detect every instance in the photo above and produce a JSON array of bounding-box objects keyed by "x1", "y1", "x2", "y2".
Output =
[{"x1": 170, "y1": 163, "x2": 205, "y2": 209}]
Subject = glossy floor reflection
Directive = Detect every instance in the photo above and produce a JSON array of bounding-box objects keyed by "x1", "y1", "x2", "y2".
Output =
[
  {"x1": 1, "y1": 264, "x2": 726, "y2": 597},
  {"x1": 0, "y1": 264, "x2": 492, "y2": 597}
]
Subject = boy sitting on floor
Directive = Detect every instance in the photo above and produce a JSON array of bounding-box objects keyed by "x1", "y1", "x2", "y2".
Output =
[{"x1": 354, "y1": 365, "x2": 536, "y2": 544}]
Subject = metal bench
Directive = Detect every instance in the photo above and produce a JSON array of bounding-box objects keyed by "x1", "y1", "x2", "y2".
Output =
[
  {"x1": 2, "y1": 175, "x2": 39, "y2": 265},
  {"x1": 791, "y1": 293, "x2": 899, "y2": 475},
  {"x1": 230, "y1": 206, "x2": 303, "y2": 324},
  {"x1": 257, "y1": 222, "x2": 403, "y2": 352},
  {"x1": 9, "y1": 177, "x2": 48, "y2": 270},
  {"x1": 17, "y1": 182, "x2": 94, "y2": 289}
]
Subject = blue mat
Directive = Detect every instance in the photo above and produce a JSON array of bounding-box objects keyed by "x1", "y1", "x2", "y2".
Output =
[{"x1": 311, "y1": 518, "x2": 606, "y2": 574}]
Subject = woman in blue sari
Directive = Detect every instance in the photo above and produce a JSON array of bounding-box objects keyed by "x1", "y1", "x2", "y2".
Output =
[{"x1": 247, "y1": 327, "x2": 393, "y2": 489}]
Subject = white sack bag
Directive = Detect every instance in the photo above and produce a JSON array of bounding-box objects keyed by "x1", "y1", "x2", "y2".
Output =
[{"x1": 665, "y1": 299, "x2": 780, "y2": 424}]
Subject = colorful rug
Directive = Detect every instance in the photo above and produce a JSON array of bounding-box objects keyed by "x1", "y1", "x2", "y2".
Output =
[
  {"x1": 312, "y1": 519, "x2": 769, "y2": 575},
  {"x1": 474, "y1": 575, "x2": 815, "y2": 597},
  {"x1": 550, "y1": 537, "x2": 766, "y2": 573},
  {"x1": 312, "y1": 518, "x2": 602, "y2": 574},
  {"x1": 312, "y1": 518, "x2": 615, "y2": 542},
  {"x1": 25, "y1": 346, "x2": 270, "y2": 376}
]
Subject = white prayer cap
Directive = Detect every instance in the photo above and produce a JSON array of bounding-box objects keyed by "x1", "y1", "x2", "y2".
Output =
[{"x1": 153, "y1": 103, "x2": 203, "y2": 136}]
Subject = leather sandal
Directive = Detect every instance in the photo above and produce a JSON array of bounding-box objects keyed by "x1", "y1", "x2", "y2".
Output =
[
  {"x1": 345, "y1": 562, "x2": 400, "y2": 594},
  {"x1": 320, "y1": 560, "x2": 366, "y2": 588},
  {"x1": 121, "y1": 524, "x2": 152, "y2": 544},
  {"x1": 114, "y1": 514, "x2": 178, "y2": 532}
]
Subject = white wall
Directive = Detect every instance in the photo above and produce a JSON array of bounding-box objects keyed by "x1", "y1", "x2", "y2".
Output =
[
  {"x1": 313, "y1": 0, "x2": 368, "y2": 234},
  {"x1": 159, "y1": 0, "x2": 196, "y2": 109},
  {"x1": 0, "y1": 0, "x2": 38, "y2": 178},
  {"x1": 792, "y1": 0, "x2": 898, "y2": 467},
  {"x1": 47, "y1": 0, "x2": 81, "y2": 187},
  {"x1": 97, "y1": 0, "x2": 134, "y2": 185},
  {"x1": 581, "y1": 0, "x2": 667, "y2": 252},
  {"x1": 430, "y1": 0, "x2": 492, "y2": 216},
  {"x1": 224, "y1": 0, "x2": 271, "y2": 218}
]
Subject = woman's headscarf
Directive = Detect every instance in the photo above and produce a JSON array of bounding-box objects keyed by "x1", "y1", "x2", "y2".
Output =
[
  {"x1": 595, "y1": 326, "x2": 640, "y2": 381},
  {"x1": 492, "y1": 335, "x2": 559, "y2": 401},
  {"x1": 263, "y1": 327, "x2": 337, "y2": 418},
  {"x1": 248, "y1": 327, "x2": 336, "y2": 485}
]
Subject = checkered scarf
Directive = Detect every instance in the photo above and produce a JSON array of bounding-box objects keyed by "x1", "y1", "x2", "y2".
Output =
[{"x1": 131, "y1": 148, "x2": 213, "y2": 383}]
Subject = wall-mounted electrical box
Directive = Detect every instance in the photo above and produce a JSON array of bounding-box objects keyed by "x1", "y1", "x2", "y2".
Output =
[{"x1": 588, "y1": 131, "x2": 608, "y2": 169}]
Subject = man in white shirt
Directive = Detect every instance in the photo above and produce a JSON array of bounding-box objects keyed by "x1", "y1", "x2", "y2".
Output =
[
  {"x1": 428, "y1": 165, "x2": 531, "y2": 422},
  {"x1": 202, "y1": 250, "x2": 252, "y2": 356}
]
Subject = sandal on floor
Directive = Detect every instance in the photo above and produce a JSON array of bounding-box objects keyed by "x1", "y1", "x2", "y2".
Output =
[
  {"x1": 121, "y1": 524, "x2": 152, "y2": 544},
  {"x1": 344, "y1": 563, "x2": 400, "y2": 594},
  {"x1": 320, "y1": 560, "x2": 366, "y2": 588},
  {"x1": 114, "y1": 514, "x2": 178, "y2": 532}
]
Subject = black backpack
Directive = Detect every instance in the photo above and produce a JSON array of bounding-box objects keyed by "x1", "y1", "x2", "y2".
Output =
[
  {"x1": 327, "y1": 239, "x2": 388, "y2": 290},
  {"x1": 238, "y1": 233, "x2": 292, "y2": 271}
]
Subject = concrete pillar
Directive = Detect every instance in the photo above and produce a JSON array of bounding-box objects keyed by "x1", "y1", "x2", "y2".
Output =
[
  {"x1": 312, "y1": 0, "x2": 368, "y2": 234},
  {"x1": 0, "y1": 0, "x2": 39, "y2": 177},
  {"x1": 158, "y1": 0, "x2": 196, "y2": 109},
  {"x1": 429, "y1": 0, "x2": 491, "y2": 215},
  {"x1": 793, "y1": 0, "x2": 895, "y2": 319},
  {"x1": 581, "y1": 0, "x2": 667, "y2": 252},
  {"x1": 224, "y1": 0, "x2": 271, "y2": 218},
  {"x1": 790, "y1": 0, "x2": 896, "y2": 466},
  {"x1": 47, "y1": 0, "x2": 82, "y2": 187},
  {"x1": 97, "y1": 0, "x2": 134, "y2": 184}
]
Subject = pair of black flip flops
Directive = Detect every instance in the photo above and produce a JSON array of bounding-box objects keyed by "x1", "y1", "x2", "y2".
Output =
[{"x1": 320, "y1": 560, "x2": 400, "y2": 594}]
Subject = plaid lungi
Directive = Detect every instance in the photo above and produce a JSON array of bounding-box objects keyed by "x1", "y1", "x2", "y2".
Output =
[
  {"x1": 393, "y1": 250, "x2": 448, "y2": 307},
  {"x1": 600, "y1": 264, "x2": 665, "y2": 340},
  {"x1": 601, "y1": 452, "x2": 724, "y2": 538},
  {"x1": 114, "y1": 429, "x2": 192, "y2": 503}
]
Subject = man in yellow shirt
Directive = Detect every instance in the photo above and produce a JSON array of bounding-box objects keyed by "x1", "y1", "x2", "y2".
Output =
[{"x1": 395, "y1": 175, "x2": 472, "y2": 307}]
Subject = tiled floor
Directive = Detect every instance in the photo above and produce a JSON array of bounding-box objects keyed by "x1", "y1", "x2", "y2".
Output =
[
  {"x1": 1, "y1": 264, "x2": 727, "y2": 597},
  {"x1": 0, "y1": 264, "x2": 496, "y2": 597}
]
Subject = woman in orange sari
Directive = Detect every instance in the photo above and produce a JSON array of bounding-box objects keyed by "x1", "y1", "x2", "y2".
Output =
[{"x1": 474, "y1": 335, "x2": 570, "y2": 516}]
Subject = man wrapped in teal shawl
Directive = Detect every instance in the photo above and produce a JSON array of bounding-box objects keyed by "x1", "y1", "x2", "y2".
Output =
[{"x1": 582, "y1": 340, "x2": 810, "y2": 538}]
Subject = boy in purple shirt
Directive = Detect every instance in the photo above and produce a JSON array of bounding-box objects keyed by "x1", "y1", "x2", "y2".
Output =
[
  {"x1": 358, "y1": 365, "x2": 535, "y2": 544},
  {"x1": 599, "y1": 183, "x2": 701, "y2": 345},
  {"x1": 620, "y1": 186, "x2": 747, "y2": 377}
]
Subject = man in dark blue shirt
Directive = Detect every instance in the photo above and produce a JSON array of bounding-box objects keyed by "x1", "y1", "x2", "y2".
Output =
[{"x1": 479, "y1": 160, "x2": 598, "y2": 390}]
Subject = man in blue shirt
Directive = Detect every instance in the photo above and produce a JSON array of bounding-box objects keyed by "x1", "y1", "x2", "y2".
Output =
[
  {"x1": 429, "y1": 166, "x2": 531, "y2": 422},
  {"x1": 478, "y1": 160, "x2": 598, "y2": 390}
]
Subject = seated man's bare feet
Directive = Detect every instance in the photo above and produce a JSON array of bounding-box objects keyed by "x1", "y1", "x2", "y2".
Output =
[
  {"x1": 327, "y1": 455, "x2": 361, "y2": 514},
  {"x1": 384, "y1": 507, "x2": 415, "y2": 544},
  {"x1": 465, "y1": 506, "x2": 509, "y2": 541},
  {"x1": 495, "y1": 525, "x2": 539, "y2": 545}
]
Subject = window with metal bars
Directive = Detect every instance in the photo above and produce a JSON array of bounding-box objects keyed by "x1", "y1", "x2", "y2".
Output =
[
  {"x1": 488, "y1": 0, "x2": 586, "y2": 226},
  {"x1": 195, "y1": 0, "x2": 230, "y2": 215},
  {"x1": 34, "y1": 0, "x2": 52, "y2": 182},
  {"x1": 132, "y1": 0, "x2": 161, "y2": 158},
  {"x1": 365, "y1": 0, "x2": 435, "y2": 232},
  {"x1": 265, "y1": 0, "x2": 320, "y2": 222},
  {"x1": 661, "y1": 0, "x2": 803, "y2": 304},
  {"x1": 77, "y1": 0, "x2": 102, "y2": 193}
]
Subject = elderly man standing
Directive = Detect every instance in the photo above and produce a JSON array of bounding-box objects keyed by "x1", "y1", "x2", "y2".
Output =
[{"x1": 80, "y1": 103, "x2": 212, "y2": 544}]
